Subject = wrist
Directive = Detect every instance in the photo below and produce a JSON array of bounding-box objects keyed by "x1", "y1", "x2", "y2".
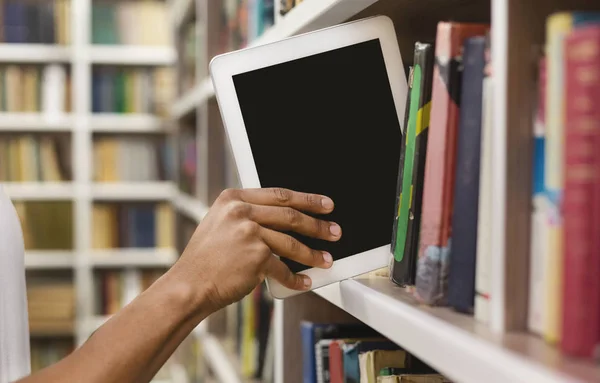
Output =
[{"x1": 161, "y1": 261, "x2": 218, "y2": 319}]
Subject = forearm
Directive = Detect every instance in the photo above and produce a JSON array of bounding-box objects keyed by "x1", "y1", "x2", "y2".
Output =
[{"x1": 18, "y1": 271, "x2": 211, "y2": 383}]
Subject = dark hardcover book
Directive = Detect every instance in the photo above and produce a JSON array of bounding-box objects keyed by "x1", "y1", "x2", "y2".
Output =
[
  {"x1": 447, "y1": 36, "x2": 487, "y2": 313},
  {"x1": 133, "y1": 205, "x2": 155, "y2": 248},
  {"x1": 38, "y1": 2, "x2": 55, "y2": 44},
  {"x1": 25, "y1": 3, "x2": 40, "y2": 43},
  {"x1": 390, "y1": 65, "x2": 413, "y2": 255},
  {"x1": 391, "y1": 42, "x2": 434, "y2": 286}
]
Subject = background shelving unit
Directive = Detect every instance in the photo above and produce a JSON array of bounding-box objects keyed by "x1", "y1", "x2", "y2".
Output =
[{"x1": 169, "y1": 0, "x2": 600, "y2": 383}]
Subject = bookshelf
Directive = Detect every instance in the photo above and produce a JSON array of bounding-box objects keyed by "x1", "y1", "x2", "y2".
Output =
[
  {"x1": 170, "y1": 0, "x2": 600, "y2": 383},
  {"x1": 0, "y1": 0, "x2": 183, "y2": 379}
]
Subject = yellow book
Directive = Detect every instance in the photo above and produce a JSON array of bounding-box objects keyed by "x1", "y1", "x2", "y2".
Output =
[
  {"x1": 92, "y1": 204, "x2": 108, "y2": 249},
  {"x1": 5, "y1": 65, "x2": 23, "y2": 112},
  {"x1": 39, "y1": 137, "x2": 62, "y2": 182},
  {"x1": 63, "y1": 0, "x2": 71, "y2": 45},
  {"x1": 543, "y1": 12, "x2": 573, "y2": 344},
  {"x1": 23, "y1": 67, "x2": 38, "y2": 112},
  {"x1": 125, "y1": 70, "x2": 135, "y2": 113},
  {"x1": 155, "y1": 203, "x2": 174, "y2": 248}
]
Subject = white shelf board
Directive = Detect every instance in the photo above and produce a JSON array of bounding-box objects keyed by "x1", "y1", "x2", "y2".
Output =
[
  {"x1": 90, "y1": 45, "x2": 176, "y2": 65},
  {"x1": 0, "y1": 113, "x2": 73, "y2": 131},
  {"x1": 251, "y1": 0, "x2": 379, "y2": 47},
  {"x1": 90, "y1": 248, "x2": 178, "y2": 267},
  {"x1": 313, "y1": 277, "x2": 600, "y2": 383},
  {"x1": 172, "y1": 192, "x2": 209, "y2": 223},
  {"x1": 0, "y1": 44, "x2": 71, "y2": 63},
  {"x1": 91, "y1": 182, "x2": 176, "y2": 200},
  {"x1": 90, "y1": 114, "x2": 168, "y2": 133},
  {"x1": 25, "y1": 251, "x2": 75, "y2": 269},
  {"x1": 171, "y1": 0, "x2": 194, "y2": 30},
  {"x1": 201, "y1": 334, "x2": 245, "y2": 383},
  {"x1": 2, "y1": 182, "x2": 75, "y2": 200},
  {"x1": 170, "y1": 79, "x2": 214, "y2": 120},
  {"x1": 83, "y1": 316, "x2": 110, "y2": 334}
]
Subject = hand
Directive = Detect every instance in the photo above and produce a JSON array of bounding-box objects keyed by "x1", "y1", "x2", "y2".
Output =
[{"x1": 173, "y1": 187, "x2": 342, "y2": 312}]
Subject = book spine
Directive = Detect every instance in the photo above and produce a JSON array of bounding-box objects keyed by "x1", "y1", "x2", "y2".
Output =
[
  {"x1": 415, "y1": 22, "x2": 489, "y2": 305},
  {"x1": 543, "y1": 12, "x2": 573, "y2": 344},
  {"x1": 561, "y1": 26, "x2": 600, "y2": 358},
  {"x1": 528, "y1": 56, "x2": 547, "y2": 335},
  {"x1": 474, "y1": 33, "x2": 492, "y2": 323},
  {"x1": 390, "y1": 66, "x2": 413, "y2": 258},
  {"x1": 391, "y1": 42, "x2": 433, "y2": 286},
  {"x1": 447, "y1": 36, "x2": 486, "y2": 314}
]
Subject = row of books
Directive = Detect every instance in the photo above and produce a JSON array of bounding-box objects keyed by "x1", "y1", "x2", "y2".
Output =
[
  {"x1": 0, "y1": 134, "x2": 71, "y2": 182},
  {"x1": 27, "y1": 278, "x2": 75, "y2": 335},
  {"x1": 180, "y1": 22, "x2": 197, "y2": 94},
  {"x1": 92, "y1": 202, "x2": 175, "y2": 249},
  {"x1": 30, "y1": 339, "x2": 73, "y2": 373},
  {"x1": 93, "y1": 268, "x2": 163, "y2": 316},
  {"x1": 1, "y1": 0, "x2": 71, "y2": 44},
  {"x1": 91, "y1": 67, "x2": 175, "y2": 117},
  {"x1": 389, "y1": 22, "x2": 491, "y2": 317},
  {"x1": 93, "y1": 136, "x2": 173, "y2": 182},
  {"x1": 91, "y1": 1, "x2": 170, "y2": 46},
  {"x1": 529, "y1": 12, "x2": 600, "y2": 359},
  {"x1": 216, "y1": 0, "x2": 275, "y2": 54},
  {"x1": 0, "y1": 64, "x2": 72, "y2": 113},
  {"x1": 302, "y1": 321, "x2": 450, "y2": 383}
]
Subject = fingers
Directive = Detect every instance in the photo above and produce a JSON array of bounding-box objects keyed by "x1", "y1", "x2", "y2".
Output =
[
  {"x1": 260, "y1": 227, "x2": 333, "y2": 269},
  {"x1": 238, "y1": 187, "x2": 334, "y2": 214},
  {"x1": 249, "y1": 204, "x2": 341, "y2": 242},
  {"x1": 266, "y1": 256, "x2": 311, "y2": 291}
]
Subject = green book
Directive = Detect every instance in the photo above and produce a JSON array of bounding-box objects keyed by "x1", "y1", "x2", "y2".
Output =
[{"x1": 391, "y1": 42, "x2": 434, "y2": 286}]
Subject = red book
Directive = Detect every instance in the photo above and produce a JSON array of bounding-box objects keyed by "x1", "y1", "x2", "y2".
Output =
[
  {"x1": 328, "y1": 340, "x2": 343, "y2": 383},
  {"x1": 414, "y1": 21, "x2": 489, "y2": 305},
  {"x1": 561, "y1": 25, "x2": 600, "y2": 358}
]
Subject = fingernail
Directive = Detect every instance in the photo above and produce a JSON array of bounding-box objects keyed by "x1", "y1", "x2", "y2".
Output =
[
  {"x1": 321, "y1": 197, "x2": 334, "y2": 210},
  {"x1": 329, "y1": 223, "x2": 341, "y2": 237},
  {"x1": 322, "y1": 252, "x2": 333, "y2": 265},
  {"x1": 303, "y1": 276, "x2": 312, "y2": 289}
]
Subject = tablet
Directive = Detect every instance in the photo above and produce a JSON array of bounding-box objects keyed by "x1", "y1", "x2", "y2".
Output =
[{"x1": 210, "y1": 15, "x2": 408, "y2": 298}]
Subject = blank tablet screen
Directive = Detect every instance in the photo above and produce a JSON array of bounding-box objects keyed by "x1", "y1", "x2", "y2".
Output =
[{"x1": 232, "y1": 38, "x2": 402, "y2": 273}]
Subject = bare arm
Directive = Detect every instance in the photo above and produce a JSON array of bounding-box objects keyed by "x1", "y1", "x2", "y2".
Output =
[{"x1": 16, "y1": 188, "x2": 339, "y2": 383}]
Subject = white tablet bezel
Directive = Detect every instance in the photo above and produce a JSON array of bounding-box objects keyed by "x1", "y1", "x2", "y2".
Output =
[{"x1": 210, "y1": 15, "x2": 408, "y2": 298}]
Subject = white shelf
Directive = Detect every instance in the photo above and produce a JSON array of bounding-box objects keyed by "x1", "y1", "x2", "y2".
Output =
[
  {"x1": 90, "y1": 248, "x2": 178, "y2": 267},
  {"x1": 2, "y1": 182, "x2": 75, "y2": 200},
  {"x1": 24, "y1": 251, "x2": 75, "y2": 269},
  {"x1": 91, "y1": 182, "x2": 175, "y2": 200},
  {"x1": 90, "y1": 45, "x2": 176, "y2": 65},
  {"x1": 0, "y1": 44, "x2": 71, "y2": 63},
  {"x1": 201, "y1": 334, "x2": 245, "y2": 383},
  {"x1": 170, "y1": 79, "x2": 214, "y2": 120},
  {"x1": 313, "y1": 277, "x2": 600, "y2": 383},
  {"x1": 90, "y1": 114, "x2": 168, "y2": 133},
  {"x1": 249, "y1": 0, "x2": 379, "y2": 48},
  {"x1": 0, "y1": 113, "x2": 73, "y2": 131},
  {"x1": 172, "y1": 192, "x2": 209, "y2": 223}
]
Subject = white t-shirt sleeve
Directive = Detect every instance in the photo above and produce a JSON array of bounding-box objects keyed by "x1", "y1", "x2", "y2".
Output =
[{"x1": 0, "y1": 186, "x2": 31, "y2": 382}]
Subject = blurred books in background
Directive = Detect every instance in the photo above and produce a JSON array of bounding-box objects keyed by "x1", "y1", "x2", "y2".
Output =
[{"x1": 1, "y1": 0, "x2": 71, "y2": 45}]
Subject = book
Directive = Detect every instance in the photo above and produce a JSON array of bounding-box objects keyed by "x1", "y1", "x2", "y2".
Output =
[
  {"x1": 474, "y1": 32, "x2": 493, "y2": 323},
  {"x1": 391, "y1": 42, "x2": 434, "y2": 287},
  {"x1": 415, "y1": 21, "x2": 489, "y2": 305},
  {"x1": 560, "y1": 25, "x2": 600, "y2": 359},
  {"x1": 543, "y1": 10, "x2": 600, "y2": 345},
  {"x1": 528, "y1": 56, "x2": 548, "y2": 335},
  {"x1": 447, "y1": 36, "x2": 486, "y2": 314}
]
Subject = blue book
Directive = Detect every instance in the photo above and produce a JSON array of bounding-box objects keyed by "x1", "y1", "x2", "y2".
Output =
[
  {"x1": 133, "y1": 205, "x2": 155, "y2": 248},
  {"x1": 447, "y1": 36, "x2": 487, "y2": 314},
  {"x1": 4, "y1": 2, "x2": 27, "y2": 43}
]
